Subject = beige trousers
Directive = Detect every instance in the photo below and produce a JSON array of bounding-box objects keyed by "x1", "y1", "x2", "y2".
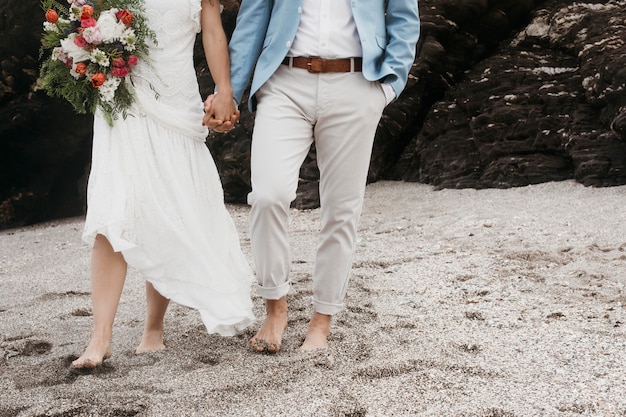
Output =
[{"x1": 248, "y1": 65, "x2": 387, "y2": 315}]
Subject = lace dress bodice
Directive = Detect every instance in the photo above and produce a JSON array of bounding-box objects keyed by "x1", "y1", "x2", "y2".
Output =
[{"x1": 129, "y1": 0, "x2": 207, "y2": 139}]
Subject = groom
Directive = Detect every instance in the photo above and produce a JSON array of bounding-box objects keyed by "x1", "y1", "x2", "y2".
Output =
[{"x1": 205, "y1": 0, "x2": 420, "y2": 352}]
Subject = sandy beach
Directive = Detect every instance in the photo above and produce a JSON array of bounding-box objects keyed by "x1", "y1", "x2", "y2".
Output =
[{"x1": 1, "y1": 180, "x2": 625, "y2": 417}]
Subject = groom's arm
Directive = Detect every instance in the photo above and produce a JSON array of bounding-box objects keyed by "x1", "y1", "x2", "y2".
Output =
[
  {"x1": 228, "y1": 0, "x2": 273, "y2": 105},
  {"x1": 381, "y1": 0, "x2": 420, "y2": 100}
]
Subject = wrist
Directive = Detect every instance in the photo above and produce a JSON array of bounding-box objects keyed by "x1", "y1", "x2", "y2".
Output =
[{"x1": 215, "y1": 85, "x2": 233, "y2": 97}]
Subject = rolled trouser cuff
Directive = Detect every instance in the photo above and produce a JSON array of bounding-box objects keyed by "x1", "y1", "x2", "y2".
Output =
[
  {"x1": 311, "y1": 297, "x2": 344, "y2": 316},
  {"x1": 256, "y1": 280, "x2": 290, "y2": 300}
]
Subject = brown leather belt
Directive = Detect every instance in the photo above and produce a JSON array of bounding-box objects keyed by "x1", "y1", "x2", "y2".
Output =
[{"x1": 281, "y1": 56, "x2": 362, "y2": 73}]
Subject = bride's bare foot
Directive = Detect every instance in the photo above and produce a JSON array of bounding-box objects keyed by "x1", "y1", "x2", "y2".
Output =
[
  {"x1": 135, "y1": 329, "x2": 165, "y2": 354},
  {"x1": 250, "y1": 297, "x2": 288, "y2": 354},
  {"x1": 71, "y1": 337, "x2": 112, "y2": 369},
  {"x1": 299, "y1": 312, "x2": 331, "y2": 351}
]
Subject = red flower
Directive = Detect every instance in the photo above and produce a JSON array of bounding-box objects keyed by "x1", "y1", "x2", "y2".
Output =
[
  {"x1": 91, "y1": 73, "x2": 106, "y2": 88},
  {"x1": 80, "y1": 5, "x2": 94, "y2": 20},
  {"x1": 75, "y1": 62, "x2": 87, "y2": 76},
  {"x1": 127, "y1": 55, "x2": 138, "y2": 67},
  {"x1": 45, "y1": 9, "x2": 59, "y2": 23},
  {"x1": 111, "y1": 67, "x2": 130, "y2": 78},
  {"x1": 112, "y1": 57, "x2": 126, "y2": 67},
  {"x1": 74, "y1": 34, "x2": 88, "y2": 47},
  {"x1": 115, "y1": 9, "x2": 134, "y2": 26},
  {"x1": 81, "y1": 17, "x2": 97, "y2": 28}
]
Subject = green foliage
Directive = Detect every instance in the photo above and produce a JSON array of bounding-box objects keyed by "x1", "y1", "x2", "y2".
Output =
[
  {"x1": 39, "y1": 59, "x2": 97, "y2": 114},
  {"x1": 41, "y1": 0, "x2": 69, "y2": 16}
]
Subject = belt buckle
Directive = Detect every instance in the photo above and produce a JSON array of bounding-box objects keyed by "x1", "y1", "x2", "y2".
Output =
[{"x1": 306, "y1": 57, "x2": 323, "y2": 73}]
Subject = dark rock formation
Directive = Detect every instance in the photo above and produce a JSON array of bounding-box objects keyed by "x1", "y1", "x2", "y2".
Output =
[
  {"x1": 2, "y1": 0, "x2": 626, "y2": 229},
  {"x1": 0, "y1": 0, "x2": 93, "y2": 227},
  {"x1": 394, "y1": 0, "x2": 626, "y2": 188}
]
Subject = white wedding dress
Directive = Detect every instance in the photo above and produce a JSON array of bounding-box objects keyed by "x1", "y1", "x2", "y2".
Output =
[{"x1": 83, "y1": 0, "x2": 255, "y2": 336}]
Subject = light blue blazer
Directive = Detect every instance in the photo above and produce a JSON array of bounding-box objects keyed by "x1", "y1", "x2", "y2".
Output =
[{"x1": 228, "y1": 0, "x2": 421, "y2": 112}]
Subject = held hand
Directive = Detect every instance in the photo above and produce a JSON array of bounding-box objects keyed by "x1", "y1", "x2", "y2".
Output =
[
  {"x1": 203, "y1": 93, "x2": 215, "y2": 115},
  {"x1": 202, "y1": 94, "x2": 222, "y2": 129},
  {"x1": 212, "y1": 92, "x2": 240, "y2": 132},
  {"x1": 202, "y1": 93, "x2": 240, "y2": 132},
  {"x1": 214, "y1": 110, "x2": 240, "y2": 133}
]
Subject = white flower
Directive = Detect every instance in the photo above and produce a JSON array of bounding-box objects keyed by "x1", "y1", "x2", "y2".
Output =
[
  {"x1": 90, "y1": 48, "x2": 110, "y2": 67},
  {"x1": 68, "y1": 5, "x2": 81, "y2": 21},
  {"x1": 46, "y1": 17, "x2": 70, "y2": 30},
  {"x1": 121, "y1": 28, "x2": 137, "y2": 51},
  {"x1": 43, "y1": 21, "x2": 59, "y2": 33},
  {"x1": 60, "y1": 33, "x2": 91, "y2": 62},
  {"x1": 99, "y1": 77, "x2": 122, "y2": 103},
  {"x1": 96, "y1": 10, "x2": 126, "y2": 42}
]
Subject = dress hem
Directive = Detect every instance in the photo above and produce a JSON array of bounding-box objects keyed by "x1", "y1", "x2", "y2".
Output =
[{"x1": 82, "y1": 224, "x2": 255, "y2": 336}]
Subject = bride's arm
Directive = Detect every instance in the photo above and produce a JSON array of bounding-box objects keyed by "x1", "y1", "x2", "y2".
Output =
[{"x1": 200, "y1": 0, "x2": 237, "y2": 125}]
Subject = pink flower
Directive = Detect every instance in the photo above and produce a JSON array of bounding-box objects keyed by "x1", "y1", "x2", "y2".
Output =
[
  {"x1": 81, "y1": 18, "x2": 97, "y2": 28},
  {"x1": 127, "y1": 55, "x2": 138, "y2": 67},
  {"x1": 82, "y1": 27, "x2": 103, "y2": 45},
  {"x1": 52, "y1": 47, "x2": 69, "y2": 64},
  {"x1": 111, "y1": 67, "x2": 129, "y2": 78},
  {"x1": 112, "y1": 57, "x2": 126, "y2": 67},
  {"x1": 73, "y1": 34, "x2": 88, "y2": 48}
]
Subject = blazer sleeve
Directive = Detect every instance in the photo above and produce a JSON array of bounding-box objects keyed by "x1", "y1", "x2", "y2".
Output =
[
  {"x1": 228, "y1": 0, "x2": 273, "y2": 104},
  {"x1": 382, "y1": 0, "x2": 420, "y2": 99}
]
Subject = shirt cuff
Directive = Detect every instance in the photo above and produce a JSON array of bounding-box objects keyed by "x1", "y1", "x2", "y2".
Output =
[{"x1": 381, "y1": 83, "x2": 396, "y2": 106}]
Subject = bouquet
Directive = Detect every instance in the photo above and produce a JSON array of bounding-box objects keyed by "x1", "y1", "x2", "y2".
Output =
[{"x1": 39, "y1": 0, "x2": 155, "y2": 125}]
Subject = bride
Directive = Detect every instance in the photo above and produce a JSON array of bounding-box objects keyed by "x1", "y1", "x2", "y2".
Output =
[{"x1": 71, "y1": 0, "x2": 254, "y2": 369}]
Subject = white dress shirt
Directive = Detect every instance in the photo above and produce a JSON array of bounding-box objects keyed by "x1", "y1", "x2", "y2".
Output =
[
  {"x1": 289, "y1": 0, "x2": 395, "y2": 104},
  {"x1": 289, "y1": 0, "x2": 361, "y2": 58}
]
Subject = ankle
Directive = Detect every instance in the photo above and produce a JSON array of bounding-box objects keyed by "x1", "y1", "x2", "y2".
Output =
[
  {"x1": 265, "y1": 297, "x2": 288, "y2": 315},
  {"x1": 88, "y1": 332, "x2": 112, "y2": 347},
  {"x1": 142, "y1": 324, "x2": 164, "y2": 334},
  {"x1": 307, "y1": 313, "x2": 330, "y2": 336},
  {"x1": 310, "y1": 312, "x2": 331, "y2": 326}
]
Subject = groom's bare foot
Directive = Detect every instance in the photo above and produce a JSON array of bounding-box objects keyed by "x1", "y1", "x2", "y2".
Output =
[
  {"x1": 299, "y1": 312, "x2": 331, "y2": 351},
  {"x1": 250, "y1": 297, "x2": 288, "y2": 354},
  {"x1": 71, "y1": 337, "x2": 112, "y2": 369},
  {"x1": 135, "y1": 329, "x2": 165, "y2": 354}
]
